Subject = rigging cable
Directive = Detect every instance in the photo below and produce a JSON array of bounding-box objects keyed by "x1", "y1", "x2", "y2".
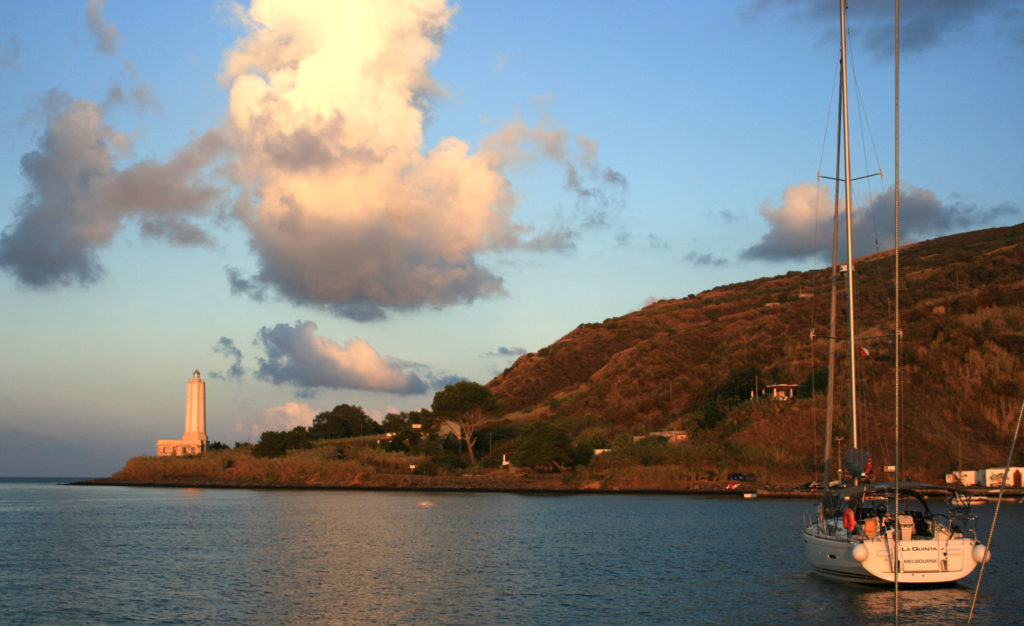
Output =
[
  {"x1": 968, "y1": 396, "x2": 1024, "y2": 624},
  {"x1": 811, "y1": 60, "x2": 843, "y2": 483},
  {"x1": 892, "y1": 0, "x2": 902, "y2": 614},
  {"x1": 849, "y1": 51, "x2": 885, "y2": 254}
]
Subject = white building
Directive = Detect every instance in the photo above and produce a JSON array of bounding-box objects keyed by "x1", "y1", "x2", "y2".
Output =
[
  {"x1": 944, "y1": 470, "x2": 978, "y2": 487},
  {"x1": 978, "y1": 467, "x2": 1024, "y2": 488},
  {"x1": 156, "y1": 370, "x2": 208, "y2": 456}
]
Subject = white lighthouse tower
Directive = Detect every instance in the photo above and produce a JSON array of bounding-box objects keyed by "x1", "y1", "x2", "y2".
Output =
[{"x1": 156, "y1": 370, "x2": 209, "y2": 456}]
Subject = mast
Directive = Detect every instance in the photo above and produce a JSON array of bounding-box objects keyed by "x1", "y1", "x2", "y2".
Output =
[
  {"x1": 821, "y1": 58, "x2": 844, "y2": 490},
  {"x1": 840, "y1": 0, "x2": 859, "y2": 452}
]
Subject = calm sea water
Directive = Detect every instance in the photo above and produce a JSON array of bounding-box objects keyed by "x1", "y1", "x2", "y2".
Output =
[{"x1": 1, "y1": 478, "x2": 1022, "y2": 624}]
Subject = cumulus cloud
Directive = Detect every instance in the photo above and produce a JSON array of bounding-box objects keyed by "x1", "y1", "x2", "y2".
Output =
[
  {"x1": 86, "y1": 0, "x2": 120, "y2": 55},
  {"x1": 741, "y1": 182, "x2": 1021, "y2": 261},
  {"x1": 3, "y1": 0, "x2": 625, "y2": 316},
  {"x1": 222, "y1": 0, "x2": 625, "y2": 320},
  {"x1": 744, "y1": 0, "x2": 1016, "y2": 59},
  {"x1": 0, "y1": 96, "x2": 224, "y2": 287},
  {"x1": 255, "y1": 320, "x2": 427, "y2": 394},
  {"x1": 236, "y1": 401, "x2": 319, "y2": 441}
]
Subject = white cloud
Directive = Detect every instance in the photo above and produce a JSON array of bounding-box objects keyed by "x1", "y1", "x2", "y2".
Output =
[
  {"x1": 222, "y1": 0, "x2": 624, "y2": 319},
  {"x1": 256, "y1": 320, "x2": 428, "y2": 394}
]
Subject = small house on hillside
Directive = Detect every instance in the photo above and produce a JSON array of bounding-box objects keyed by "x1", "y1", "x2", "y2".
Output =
[
  {"x1": 751, "y1": 383, "x2": 799, "y2": 401},
  {"x1": 651, "y1": 430, "x2": 689, "y2": 444},
  {"x1": 634, "y1": 430, "x2": 689, "y2": 444}
]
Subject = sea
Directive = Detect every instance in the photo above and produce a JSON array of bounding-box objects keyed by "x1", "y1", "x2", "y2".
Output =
[{"x1": 1, "y1": 478, "x2": 1022, "y2": 625}]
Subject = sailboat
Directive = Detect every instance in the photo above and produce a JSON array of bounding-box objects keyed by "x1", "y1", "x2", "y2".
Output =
[{"x1": 801, "y1": 1, "x2": 989, "y2": 584}]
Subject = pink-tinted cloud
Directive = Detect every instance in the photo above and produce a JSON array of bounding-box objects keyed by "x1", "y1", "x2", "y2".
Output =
[
  {"x1": 742, "y1": 182, "x2": 1020, "y2": 261},
  {"x1": 255, "y1": 320, "x2": 427, "y2": 394},
  {"x1": 222, "y1": 0, "x2": 625, "y2": 319}
]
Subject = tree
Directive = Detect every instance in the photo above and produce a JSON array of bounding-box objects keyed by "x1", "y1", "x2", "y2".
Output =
[
  {"x1": 310, "y1": 404, "x2": 382, "y2": 440},
  {"x1": 513, "y1": 421, "x2": 572, "y2": 471},
  {"x1": 700, "y1": 366, "x2": 761, "y2": 429},
  {"x1": 381, "y1": 412, "x2": 409, "y2": 434},
  {"x1": 284, "y1": 425, "x2": 312, "y2": 449},
  {"x1": 431, "y1": 381, "x2": 498, "y2": 465},
  {"x1": 252, "y1": 431, "x2": 288, "y2": 458}
]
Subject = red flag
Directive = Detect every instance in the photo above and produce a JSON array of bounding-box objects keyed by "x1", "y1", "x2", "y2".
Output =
[{"x1": 859, "y1": 347, "x2": 870, "y2": 358}]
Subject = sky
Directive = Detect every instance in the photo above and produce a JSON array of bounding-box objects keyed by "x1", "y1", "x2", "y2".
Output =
[{"x1": 1, "y1": 0, "x2": 1021, "y2": 477}]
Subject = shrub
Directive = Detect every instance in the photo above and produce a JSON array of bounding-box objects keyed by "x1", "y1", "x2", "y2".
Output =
[{"x1": 252, "y1": 431, "x2": 288, "y2": 458}]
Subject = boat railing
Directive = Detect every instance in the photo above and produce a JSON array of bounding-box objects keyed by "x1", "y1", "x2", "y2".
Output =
[
  {"x1": 948, "y1": 505, "x2": 979, "y2": 539},
  {"x1": 803, "y1": 507, "x2": 849, "y2": 541}
]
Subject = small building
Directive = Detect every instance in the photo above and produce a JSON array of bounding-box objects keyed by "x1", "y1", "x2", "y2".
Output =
[
  {"x1": 978, "y1": 467, "x2": 1024, "y2": 488},
  {"x1": 634, "y1": 430, "x2": 688, "y2": 444},
  {"x1": 650, "y1": 430, "x2": 689, "y2": 444},
  {"x1": 944, "y1": 470, "x2": 977, "y2": 486},
  {"x1": 766, "y1": 383, "x2": 799, "y2": 400},
  {"x1": 751, "y1": 383, "x2": 799, "y2": 400},
  {"x1": 156, "y1": 370, "x2": 208, "y2": 456}
]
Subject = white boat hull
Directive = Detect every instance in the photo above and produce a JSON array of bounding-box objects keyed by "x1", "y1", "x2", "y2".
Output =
[{"x1": 803, "y1": 524, "x2": 979, "y2": 585}]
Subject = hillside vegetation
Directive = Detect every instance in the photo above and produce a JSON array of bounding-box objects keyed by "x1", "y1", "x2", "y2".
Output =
[{"x1": 488, "y1": 222, "x2": 1024, "y2": 482}]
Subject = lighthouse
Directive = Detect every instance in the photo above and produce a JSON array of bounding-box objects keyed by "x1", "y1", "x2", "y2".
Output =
[
  {"x1": 183, "y1": 370, "x2": 206, "y2": 443},
  {"x1": 156, "y1": 370, "x2": 209, "y2": 456}
]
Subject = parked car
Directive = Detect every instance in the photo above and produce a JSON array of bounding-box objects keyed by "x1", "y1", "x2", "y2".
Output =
[{"x1": 728, "y1": 473, "x2": 746, "y2": 481}]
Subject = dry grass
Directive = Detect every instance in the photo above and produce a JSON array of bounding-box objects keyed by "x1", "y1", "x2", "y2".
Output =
[{"x1": 112, "y1": 437, "x2": 439, "y2": 487}]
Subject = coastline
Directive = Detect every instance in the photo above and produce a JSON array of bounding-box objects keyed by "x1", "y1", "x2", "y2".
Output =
[
  {"x1": 71, "y1": 475, "x2": 1024, "y2": 500},
  {"x1": 71, "y1": 473, "x2": 820, "y2": 498}
]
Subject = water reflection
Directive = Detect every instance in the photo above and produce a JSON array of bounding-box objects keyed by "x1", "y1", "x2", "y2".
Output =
[
  {"x1": 850, "y1": 585, "x2": 976, "y2": 623},
  {"x1": 1, "y1": 481, "x2": 1022, "y2": 624}
]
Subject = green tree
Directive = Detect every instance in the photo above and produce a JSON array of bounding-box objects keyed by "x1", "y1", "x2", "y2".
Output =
[
  {"x1": 513, "y1": 421, "x2": 572, "y2": 471},
  {"x1": 310, "y1": 404, "x2": 382, "y2": 439},
  {"x1": 284, "y1": 425, "x2": 311, "y2": 449},
  {"x1": 252, "y1": 431, "x2": 287, "y2": 458},
  {"x1": 431, "y1": 381, "x2": 498, "y2": 464},
  {"x1": 381, "y1": 413, "x2": 409, "y2": 434}
]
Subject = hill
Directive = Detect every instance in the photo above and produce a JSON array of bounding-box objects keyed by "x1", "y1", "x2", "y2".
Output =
[{"x1": 487, "y1": 223, "x2": 1024, "y2": 482}]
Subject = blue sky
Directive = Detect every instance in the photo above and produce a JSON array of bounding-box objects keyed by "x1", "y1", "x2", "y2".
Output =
[{"x1": 1, "y1": 0, "x2": 1021, "y2": 476}]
